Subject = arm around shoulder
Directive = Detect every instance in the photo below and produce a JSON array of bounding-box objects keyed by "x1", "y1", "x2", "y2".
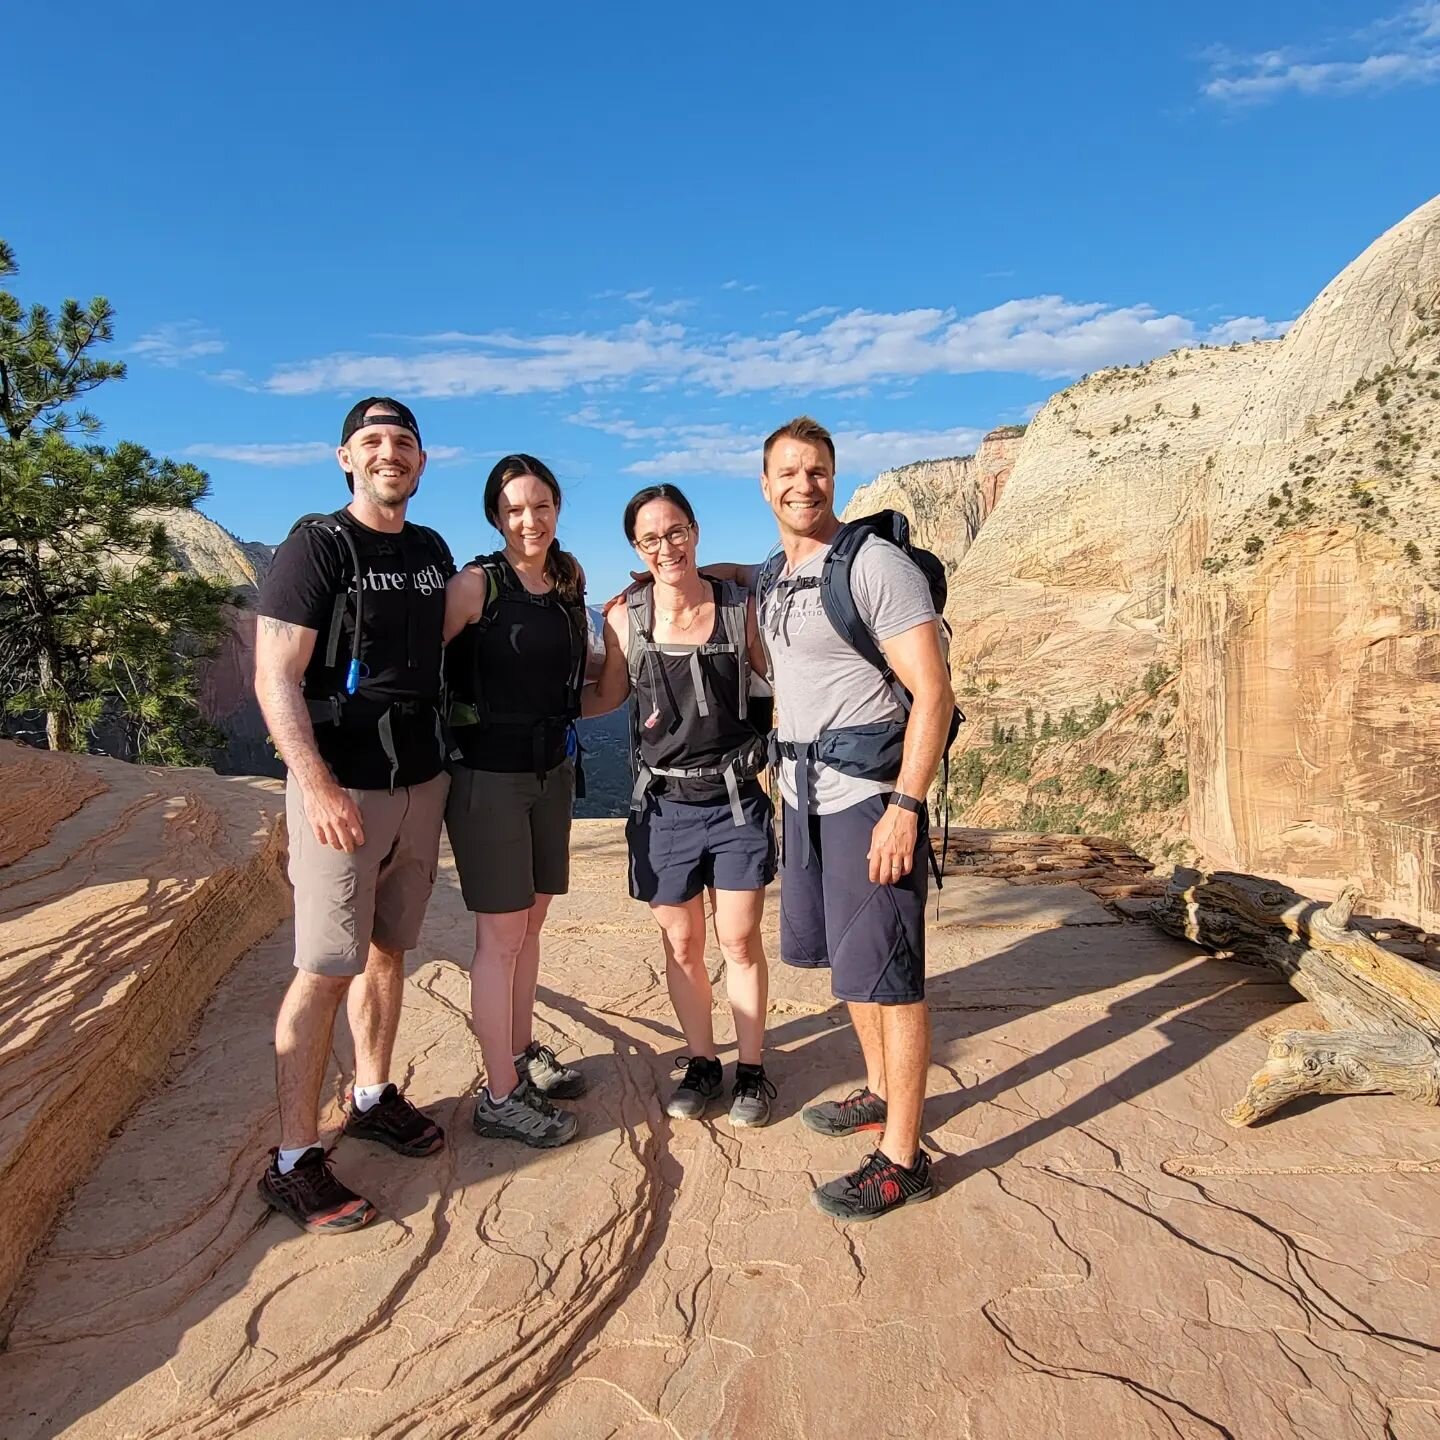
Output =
[
  {"x1": 582, "y1": 603, "x2": 632, "y2": 716},
  {"x1": 444, "y1": 565, "x2": 490, "y2": 644}
]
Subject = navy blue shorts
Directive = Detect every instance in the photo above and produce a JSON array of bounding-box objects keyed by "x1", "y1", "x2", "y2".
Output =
[
  {"x1": 627, "y1": 786, "x2": 777, "y2": 906},
  {"x1": 780, "y1": 793, "x2": 927, "y2": 1004}
]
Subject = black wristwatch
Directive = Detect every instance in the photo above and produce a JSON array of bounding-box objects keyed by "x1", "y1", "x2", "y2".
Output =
[{"x1": 888, "y1": 792, "x2": 924, "y2": 815}]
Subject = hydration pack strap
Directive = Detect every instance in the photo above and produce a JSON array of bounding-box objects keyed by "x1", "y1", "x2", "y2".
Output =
[{"x1": 377, "y1": 707, "x2": 399, "y2": 794}]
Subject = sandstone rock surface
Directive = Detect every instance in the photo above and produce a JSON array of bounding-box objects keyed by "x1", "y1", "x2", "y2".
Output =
[
  {"x1": 844, "y1": 426, "x2": 1022, "y2": 571},
  {"x1": 3, "y1": 799, "x2": 1438, "y2": 1437},
  {"x1": 0, "y1": 742, "x2": 288, "y2": 1317}
]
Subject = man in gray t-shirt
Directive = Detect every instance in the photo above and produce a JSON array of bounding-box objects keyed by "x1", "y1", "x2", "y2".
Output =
[{"x1": 757, "y1": 415, "x2": 956, "y2": 1225}]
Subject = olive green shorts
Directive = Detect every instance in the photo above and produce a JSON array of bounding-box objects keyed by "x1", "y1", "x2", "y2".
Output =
[{"x1": 445, "y1": 760, "x2": 575, "y2": 914}]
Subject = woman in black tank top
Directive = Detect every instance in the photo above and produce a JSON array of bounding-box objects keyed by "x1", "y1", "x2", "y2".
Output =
[
  {"x1": 584, "y1": 484, "x2": 779, "y2": 1128},
  {"x1": 440, "y1": 455, "x2": 593, "y2": 1148}
]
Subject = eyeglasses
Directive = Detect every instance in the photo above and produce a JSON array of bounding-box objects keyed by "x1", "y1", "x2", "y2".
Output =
[{"x1": 633, "y1": 523, "x2": 694, "y2": 554}]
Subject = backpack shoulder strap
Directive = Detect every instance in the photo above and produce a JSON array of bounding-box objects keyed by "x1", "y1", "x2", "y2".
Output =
[
  {"x1": 288, "y1": 511, "x2": 361, "y2": 674},
  {"x1": 820, "y1": 522, "x2": 893, "y2": 684},
  {"x1": 716, "y1": 579, "x2": 752, "y2": 717},
  {"x1": 624, "y1": 582, "x2": 656, "y2": 688}
]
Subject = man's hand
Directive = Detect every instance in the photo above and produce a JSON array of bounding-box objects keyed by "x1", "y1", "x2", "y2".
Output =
[
  {"x1": 303, "y1": 779, "x2": 366, "y2": 852},
  {"x1": 867, "y1": 803, "x2": 917, "y2": 885}
]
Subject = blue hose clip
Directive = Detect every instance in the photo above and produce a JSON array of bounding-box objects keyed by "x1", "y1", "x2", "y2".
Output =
[
  {"x1": 565, "y1": 722, "x2": 578, "y2": 759},
  {"x1": 345, "y1": 659, "x2": 361, "y2": 695}
]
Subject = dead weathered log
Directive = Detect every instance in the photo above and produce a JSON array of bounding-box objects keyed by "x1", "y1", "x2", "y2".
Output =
[{"x1": 1151, "y1": 870, "x2": 1440, "y2": 1127}]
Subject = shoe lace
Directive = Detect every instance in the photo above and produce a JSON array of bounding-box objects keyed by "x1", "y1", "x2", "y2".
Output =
[
  {"x1": 516, "y1": 1079, "x2": 562, "y2": 1119},
  {"x1": 836, "y1": 1087, "x2": 879, "y2": 1115},
  {"x1": 846, "y1": 1150, "x2": 895, "y2": 1199},
  {"x1": 529, "y1": 1043, "x2": 564, "y2": 1071},
  {"x1": 675, "y1": 1055, "x2": 719, "y2": 1092},
  {"x1": 733, "y1": 1069, "x2": 777, "y2": 1102},
  {"x1": 279, "y1": 1150, "x2": 349, "y2": 1206}
]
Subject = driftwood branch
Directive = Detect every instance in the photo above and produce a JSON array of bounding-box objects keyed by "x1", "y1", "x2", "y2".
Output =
[{"x1": 1151, "y1": 870, "x2": 1440, "y2": 1127}]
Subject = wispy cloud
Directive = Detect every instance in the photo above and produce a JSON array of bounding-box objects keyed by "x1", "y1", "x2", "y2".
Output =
[
  {"x1": 264, "y1": 294, "x2": 1283, "y2": 401},
  {"x1": 1203, "y1": 3, "x2": 1440, "y2": 103},
  {"x1": 567, "y1": 411, "x2": 989, "y2": 480},
  {"x1": 722, "y1": 279, "x2": 760, "y2": 292},
  {"x1": 1204, "y1": 314, "x2": 1293, "y2": 344},
  {"x1": 131, "y1": 321, "x2": 225, "y2": 367},
  {"x1": 185, "y1": 441, "x2": 466, "y2": 467}
]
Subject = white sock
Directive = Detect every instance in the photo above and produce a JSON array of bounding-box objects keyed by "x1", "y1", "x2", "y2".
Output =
[
  {"x1": 484, "y1": 1084, "x2": 514, "y2": 1105},
  {"x1": 353, "y1": 1082, "x2": 389, "y2": 1112},
  {"x1": 513, "y1": 1051, "x2": 528, "y2": 1067},
  {"x1": 276, "y1": 1144, "x2": 315, "y2": 1175}
]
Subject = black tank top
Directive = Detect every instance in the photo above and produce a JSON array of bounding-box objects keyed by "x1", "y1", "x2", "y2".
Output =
[
  {"x1": 448, "y1": 578, "x2": 575, "y2": 773},
  {"x1": 633, "y1": 583, "x2": 762, "y2": 804}
]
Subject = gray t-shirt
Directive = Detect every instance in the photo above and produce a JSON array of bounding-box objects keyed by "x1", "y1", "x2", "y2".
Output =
[{"x1": 763, "y1": 535, "x2": 935, "y2": 814}]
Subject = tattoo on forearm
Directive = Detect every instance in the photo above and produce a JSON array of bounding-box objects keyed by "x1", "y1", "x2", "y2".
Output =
[{"x1": 261, "y1": 616, "x2": 297, "y2": 639}]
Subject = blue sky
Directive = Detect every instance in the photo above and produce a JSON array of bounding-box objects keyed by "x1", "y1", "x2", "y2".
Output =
[{"x1": 8, "y1": 1, "x2": 1440, "y2": 597}]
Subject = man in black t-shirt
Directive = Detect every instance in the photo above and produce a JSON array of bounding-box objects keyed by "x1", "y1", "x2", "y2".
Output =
[{"x1": 254, "y1": 397, "x2": 454, "y2": 1236}]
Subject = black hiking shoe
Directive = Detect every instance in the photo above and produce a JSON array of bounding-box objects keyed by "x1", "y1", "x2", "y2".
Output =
[
  {"x1": 811, "y1": 1149, "x2": 934, "y2": 1223},
  {"x1": 665, "y1": 1055, "x2": 724, "y2": 1120},
  {"x1": 471, "y1": 1076, "x2": 580, "y2": 1148},
  {"x1": 517, "y1": 1041, "x2": 588, "y2": 1099},
  {"x1": 728, "y1": 1063, "x2": 777, "y2": 1128},
  {"x1": 801, "y1": 1087, "x2": 888, "y2": 1138},
  {"x1": 342, "y1": 1084, "x2": 446, "y2": 1156},
  {"x1": 258, "y1": 1147, "x2": 379, "y2": 1235}
]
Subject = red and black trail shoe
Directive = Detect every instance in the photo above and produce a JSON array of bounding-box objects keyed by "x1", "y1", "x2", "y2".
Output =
[
  {"x1": 811, "y1": 1149, "x2": 934, "y2": 1223},
  {"x1": 258, "y1": 1147, "x2": 378, "y2": 1235},
  {"x1": 800, "y1": 1087, "x2": 888, "y2": 1138}
]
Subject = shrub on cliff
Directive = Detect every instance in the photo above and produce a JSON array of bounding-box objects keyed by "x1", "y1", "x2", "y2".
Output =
[{"x1": 0, "y1": 239, "x2": 232, "y2": 763}]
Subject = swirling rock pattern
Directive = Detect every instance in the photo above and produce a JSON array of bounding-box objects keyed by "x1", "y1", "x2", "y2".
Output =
[{"x1": 1, "y1": 757, "x2": 1438, "y2": 1436}]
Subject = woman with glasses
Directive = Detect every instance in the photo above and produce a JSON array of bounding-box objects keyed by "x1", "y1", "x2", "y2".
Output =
[
  {"x1": 443, "y1": 454, "x2": 591, "y2": 1149},
  {"x1": 586, "y1": 484, "x2": 778, "y2": 1126}
]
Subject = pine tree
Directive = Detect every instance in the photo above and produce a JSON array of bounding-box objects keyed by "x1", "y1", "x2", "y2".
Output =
[{"x1": 0, "y1": 239, "x2": 233, "y2": 763}]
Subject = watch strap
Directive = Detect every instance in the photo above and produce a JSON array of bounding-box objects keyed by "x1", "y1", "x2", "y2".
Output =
[{"x1": 888, "y1": 792, "x2": 924, "y2": 815}]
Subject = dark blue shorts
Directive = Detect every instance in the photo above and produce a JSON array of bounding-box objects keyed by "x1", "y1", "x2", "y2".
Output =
[
  {"x1": 780, "y1": 793, "x2": 927, "y2": 1005},
  {"x1": 627, "y1": 787, "x2": 777, "y2": 906}
]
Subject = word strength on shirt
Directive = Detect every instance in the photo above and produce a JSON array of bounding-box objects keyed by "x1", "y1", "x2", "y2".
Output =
[{"x1": 355, "y1": 564, "x2": 449, "y2": 596}]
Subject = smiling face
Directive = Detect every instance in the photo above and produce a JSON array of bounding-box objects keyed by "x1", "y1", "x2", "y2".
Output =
[
  {"x1": 761, "y1": 436, "x2": 838, "y2": 542},
  {"x1": 338, "y1": 407, "x2": 426, "y2": 507},
  {"x1": 632, "y1": 498, "x2": 698, "y2": 586},
  {"x1": 497, "y1": 471, "x2": 558, "y2": 560}
]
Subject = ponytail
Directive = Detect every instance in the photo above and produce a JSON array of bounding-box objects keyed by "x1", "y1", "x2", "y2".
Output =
[{"x1": 545, "y1": 539, "x2": 584, "y2": 604}]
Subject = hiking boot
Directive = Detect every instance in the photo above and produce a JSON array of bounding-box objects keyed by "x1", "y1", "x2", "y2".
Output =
[
  {"x1": 666, "y1": 1055, "x2": 724, "y2": 1120},
  {"x1": 471, "y1": 1077, "x2": 579, "y2": 1148},
  {"x1": 517, "y1": 1041, "x2": 587, "y2": 1099},
  {"x1": 257, "y1": 1147, "x2": 378, "y2": 1235},
  {"x1": 343, "y1": 1084, "x2": 446, "y2": 1157},
  {"x1": 801, "y1": 1087, "x2": 887, "y2": 1138},
  {"x1": 811, "y1": 1149, "x2": 934, "y2": 1223},
  {"x1": 728, "y1": 1063, "x2": 777, "y2": 1128}
]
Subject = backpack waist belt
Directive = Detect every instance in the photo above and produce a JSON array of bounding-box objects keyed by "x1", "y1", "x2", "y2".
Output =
[
  {"x1": 306, "y1": 697, "x2": 443, "y2": 794},
  {"x1": 631, "y1": 734, "x2": 767, "y2": 827},
  {"x1": 770, "y1": 721, "x2": 906, "y2": 866}
]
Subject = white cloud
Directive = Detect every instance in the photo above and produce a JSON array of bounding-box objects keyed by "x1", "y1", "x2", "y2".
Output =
[
  {"x1": 185, "y1": 442, "x2": 333, "y2": 467},
  {"x1": 722, "y1": 279, "x2": 760, "y2": 292},
  {"x1": 185, "y1": 441, "x2": 467, "y2": 467},
  {"x1": 1203, "y1": 3, "x2": 1440, "y2": 102},
  {"x1": 1204, "y1": 314, "x2": 1293, "y2": 344},
  {"x1": 573, "y1": 414, "x2": 989, "y2": 481},
  {"x1": 131, "y1": 321, "x2": 225, "y2": 367},
  {"x1": 264, "y1": 295, "x2": 1275, "y2": 400}
]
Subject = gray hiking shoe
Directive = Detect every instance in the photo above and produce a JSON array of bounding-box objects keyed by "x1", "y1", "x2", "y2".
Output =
[
  {"x1": 728, "y1": 1064, "x2": 776, "y2": 1128},
  {"x1": 517, "y1": 1041, "x2": 587, "y2": 1099},
  {"x1": 666, "y1": 1055, "x2": 724, "y2": 1120},
  {"x1": 472, "y1": 1077, "x2": 579, "y2": 1148}
]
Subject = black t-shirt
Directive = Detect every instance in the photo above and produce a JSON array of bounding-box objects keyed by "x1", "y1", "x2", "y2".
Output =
[
  {"x1": 447, "y1": 564, "x2": 581, "y2": 774},
  {"x1": 258, "y1": 510, "x2": 454, "y2": 789}
]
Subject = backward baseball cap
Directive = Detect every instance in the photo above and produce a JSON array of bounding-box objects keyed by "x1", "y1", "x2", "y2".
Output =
[{"x1": 339, "y1": 396, "x2": 424, "y2": 493}]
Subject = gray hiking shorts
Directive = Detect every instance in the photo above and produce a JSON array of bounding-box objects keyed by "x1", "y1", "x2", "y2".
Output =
[
  {"x1": 446, "y1": 760, "x2": 575, "y2": 914},
  {"x1": 286, "y1": 771, "x2": 449, "y2": 977}
]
